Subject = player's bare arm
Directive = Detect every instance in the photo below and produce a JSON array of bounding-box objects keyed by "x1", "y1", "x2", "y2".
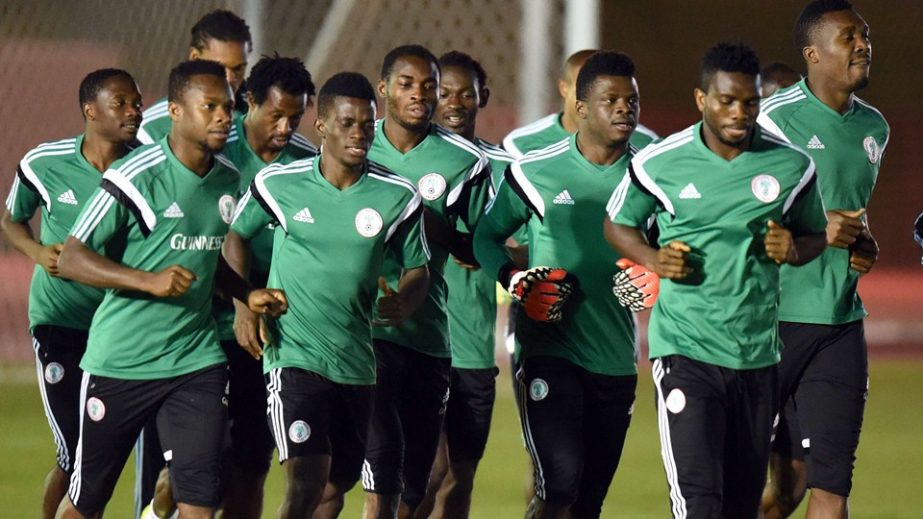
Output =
[
  {"x1": 214, "y1": 254, "x2": 287, "y2": 317},
  {"x1": 0, "y1": 209, "x2": 62, "y2": 276},
  {"x1": 422, "y1": 208, "x2": 479, "y2": 268},
  {"x1": 375, "y1": 266, "x2": 430, "y2": 326},
  {"x1": 765, "y1": 220, "x2": 826, "y2": 266},
  {"x1": 222, "y1": 230, "x2": 264, "y2": 355},
  {"x1": 604, "y1": 219, "x2": 691, "y2": 279}
]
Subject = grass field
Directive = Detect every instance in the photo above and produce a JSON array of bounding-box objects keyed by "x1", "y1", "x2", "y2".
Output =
[{"x1": 2, "y1": 360, "x2": 922, "y2": 518}]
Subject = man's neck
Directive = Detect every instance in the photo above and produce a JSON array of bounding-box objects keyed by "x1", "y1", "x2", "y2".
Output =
[
  {"x1": 384, "y1": 118, "x2": 429, "y2": 153},
  {"x1": 701, "y1": 124, "x2": 749, "y2": 162},
  {"x1": 806, "y1": 74, "x2": 854, "y2": 114},
  {"x1": 575, "y1": 131, "x2": 627, "y2": 166},
  {"x1": 319, "y1": 153, "x2": 363, "y2": 190},
  {"x1": 81, "y1": 132, "x2": 127, "y2": 173},
  {"x1": 244, "y1": 118, "x2": 282, "y2": 164},
  {"x1": 561, "y1": 110, "x2": 579, "y2": 134},
  {"x1": 168, "y1": 134, "x2": 213, "y2": 176}
]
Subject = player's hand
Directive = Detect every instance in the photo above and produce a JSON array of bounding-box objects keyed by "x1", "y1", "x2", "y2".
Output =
[
  {"x1": 849, "y1": 232, "x2": 879, "y2": 274},
  {"x1": 653, "y1": 241, "x2": 692, "y2": 279},
  {"x1": 247, "y1": 289, "x2": 288, "y2": 317},
  {"x1": 36, "y1": 243, "x2": 63, "y2": 277},
  {"x1": 765, "y1": 220, "x2": 796, "y2": 264},
  {"x1": 613, "y1": 258, "x2": 660, "y2": 312},
  {"x1": 826, "y1": 208, "x2": 866, "y2": 248},
  {"x1": 375, "y1": 277, "x2": 406, "y2": 326},
  {"x1": 233, "y1": 303, "x2": 262, "y2": 359},
  {"x1": 144, "y1": 265, "x2": 197, "y2": 297},
  {"x1": 507, "y1": 266, "x2": 577, "y2": 322}
]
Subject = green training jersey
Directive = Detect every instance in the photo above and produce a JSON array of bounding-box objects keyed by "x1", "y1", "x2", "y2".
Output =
[
  {"x1": 608, "y1": 123, "x2": 827, "y2": 370},
  {"x1": 5, "y1": 135, "x2": 106, "y2": 330},
  {"x1": 71, "y1": 138, "x2": 239, "y2": 379},
  {"x1": 502, "y1": 112, "x2": 658, "y2": 158},
  {"x1": 368, "y1": 120, "x2": 491, "y2": 358},
  {"x1": 758, "y1": 79, "x2": 890, "y2": 325},
  {"x1": 231, "y1": 156, "x2": 429, "y2": 384},
  {"x1": 213, "y1": 117, "x2": 317, "y2": 341},
  {"x1": 475, "y1": 134, "x2": 638, "y2": 376},
  {"x1": 443, "y1": 138, "x2": 514, "y2": 369}
]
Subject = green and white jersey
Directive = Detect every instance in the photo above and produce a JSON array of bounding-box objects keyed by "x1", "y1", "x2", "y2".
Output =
[
  {"x1": 758, "y1": 79, "x2": 890, "y2": 325},
  {"x1": 369, "y1": 120, "x2": 491, "y2": 358},
  {"x1": 70, "y1": 138, "x2": 239, "y2": 379},
  {"x1": 608, "y1": 123, "x2": 827, "y2": 370},
  {"x1": 213, "y1": 117, "x2": 317, "y2": 341},
  {"x1": 502, "y1": 112, "x2": 658, "y2": 158},
  {"x1": 443, "y1": 138, "x2": 514, "y2": 369},
  {"x1": 231, "y1": 156, "x2": 429, "y2": 384},
  {"x1": 5, "y1": 135, "x2": 106, "y2": 331},
  {"x1": 137, "y1": 96, "x2": 246, "y2": 145},
  {"x1": 475, "y1": 135, "x2": 638, "y2": 376}
]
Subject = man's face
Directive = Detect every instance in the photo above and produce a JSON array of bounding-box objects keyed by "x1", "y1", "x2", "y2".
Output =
[
  {"x1": 88, "y1": 75, "x2": 143, "y2": 143},
  {"x1": 171, "y1": 74, "x2": 234, "y2": 153},
  {"x1": 190, "y1": 38, "x2": 249, "y2": 93},
  {"x1": 378, "y1": 55, "x2": 438, "y2": 132},
  {"x1": 247, "y1": 86, "x2": 308, "y2": 153},
  {"x1": 576, "y1": 75, "x2": 638, "y2": 147},
  {"x1": 315, "y1": 96, "x2": 376, "y2": 169},
  {"x1": 435, "y1": 65, "x2": 480, "y2": 137},
  {"x1": 809, "y1": 9, "x2": 871, "y2": 92},
  {"x1": 696, "y1": 71, "x2": 761, "y2": 147}
]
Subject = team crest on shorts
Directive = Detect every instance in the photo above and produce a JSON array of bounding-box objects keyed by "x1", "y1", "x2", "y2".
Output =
[
  {"x1": 218, "y1": 195, "x2": 237, "y2": 224},
  {"x1": 665, "y1": 388, "x2": 686, "y2": 414},
  {"x1": 355, "y1": 208, "x2": 383, "y2": 238},
  {"x1": 86, "y1": 397, "x2": 106, "y2": 422},
  {"x1": 863, "y1": 136, "x2": 881, "y2": 164},
  {"x1": 418, "y1": 173, "x2": 447, "y2": 201},
  {"x1": 44, "y1": 362, "x2": 64, "y2": 384},
  {"x1": 529, "y1": 378, "x2": 549, "y2": 401},
  {"x1": 289, "y1": 420, "x2": 311, "y2": 443},
  {"x1": 751, "y1": 174, "x2": 780, "y2": 203}
]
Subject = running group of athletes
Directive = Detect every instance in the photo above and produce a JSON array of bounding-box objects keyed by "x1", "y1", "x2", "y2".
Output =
[{"x1": 2, "y1": 0, "x2": 889, "y2": 518}]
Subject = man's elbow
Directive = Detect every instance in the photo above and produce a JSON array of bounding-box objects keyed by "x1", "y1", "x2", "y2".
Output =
[{"x1": 57, "y1": 236, "x2": 83, "y2": 279}]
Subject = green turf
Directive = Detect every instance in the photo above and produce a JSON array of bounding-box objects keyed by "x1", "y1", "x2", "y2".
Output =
[{"x1": 2, "y1": 360, "x2": 921, "y2": 518}]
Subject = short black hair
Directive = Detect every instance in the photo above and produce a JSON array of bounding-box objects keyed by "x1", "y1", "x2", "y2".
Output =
[
  {"x1": 794, "y1": 0, "x2": 854, "y2": 51},
  {"x1": 381, "y1": 44, "x2": 439, "y2": 81},
  {"x1": 438, "y1": 51, "x2": 487, "y2": 89},
  {"x1": 575, "y1": 51, "x2": 636, "y2": 101},
  {"x1": 246, "y1": 54, "x2": 315, "y2": 106},
  {"x1": 699, "y1": 42, "x2": 760, "y2": 90},
  {"x1": 79, "y1": 68, "x2": 136, "y2": 109},
  {"x1": 190, "y1": 9, "x2": 252, "y2": 52},
  {"x1": 317, "y1": 72, "x2": 376, "y2": 117},
  {"x1": 168, "y1": 60, "x2": 226, "y2": 102}
]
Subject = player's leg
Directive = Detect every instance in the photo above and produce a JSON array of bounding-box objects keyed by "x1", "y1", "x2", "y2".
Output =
[
  {"x1": 412, "y1": 432, "x2": 449, "y2": 519},
  {"x1": 154, "y1": 365, "x2": 227, "y2": 518},
  {"x1": 31, "y1": 326, "x2": 87, "y2": 519},
  {"x1": 652, "y1": 356, "x2": 727, "y2": 518},
  {"x1": 570, "y1": 372, "x2": 636, "y2": 519},
  {"x1": 762, "y1": 399, "x2": 807, "y2": 519},
  {"x1": 136, "y1": 420, "x2": 169, "y2": 519},
  {"x1": 517, "y1": 356, "x2": 585, "y2": 519}
]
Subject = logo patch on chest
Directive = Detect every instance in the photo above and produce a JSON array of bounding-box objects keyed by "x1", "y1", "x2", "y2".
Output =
[
  {"x1": 751, "y1": 175, "x2": 781, "y2": 203},
  {"x1": 293, "y1": 207, "x2": 314, "y2": 223},
  {"x1": 418, "y1": 173, "x2": 447, "y2": 201},
  {"x1": 355, "y1": 208, "x2": 383, "y2": 238},
  {"x1": 218, "y1": 195, "x2": 237, "y2": 224},
  {"x1": 57, "y1": 190, "x2": 78, "y2": 205},
  {"x1": 553, "y1": 190, "x2": 575, "y2": 205},
  {"x1": 863, "y1": 136, "x2": 881, "y2": 164},
  {"x1": 164, "y1": 202, "x2": 184, "y2": 218},
  {"x1": 678, "y1": 183, "x2": 701, "y2": 200}
]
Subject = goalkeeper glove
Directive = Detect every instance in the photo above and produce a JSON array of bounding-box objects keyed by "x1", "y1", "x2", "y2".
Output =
[
  {"x1": 506, "y1": 266, "x2": 576, "y2": 322},
  {"x1": 612, "y1": 258, "x2": 660, "y2": 312}
]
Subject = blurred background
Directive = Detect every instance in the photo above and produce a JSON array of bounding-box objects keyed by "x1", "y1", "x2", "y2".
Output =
[{"x1": 1, "y1": 1, "x2": 920, "y2": 517}]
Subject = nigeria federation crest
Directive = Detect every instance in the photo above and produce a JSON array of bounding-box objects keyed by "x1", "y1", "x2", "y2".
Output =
[
  {"x1": 218, "y1": 195, "x2": 237, "y2": 224},
  {"x1": 418, "y1": 173, "x2": 447, "y2": 201},
  {"x1": 87, "y1": 397, "x2": 106, "y2": 422},
  {"x1": 355, "y1": 208, "x2": 383, "y2": 238},
  {"x1": 288, "y1": 420, "x2": 311, "y2": 443},
  {"x1": 529, "y1": 378, "x2": 549, "y2": 401},
  {"x1": 751, "y1": 174, "x2": 781, "y2": 203},
  {"x1": 863, "y1": 136, "x2": 881, "y2": 164},
  {"x1": 44, "y1": 362, "x2": 64, "y2": 384}
]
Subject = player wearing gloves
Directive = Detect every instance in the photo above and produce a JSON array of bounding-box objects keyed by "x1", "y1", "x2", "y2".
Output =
[
  {"x1": 612, "y1": 258, "x2": 660, "y2": 312},
  {"x1": 473, "y1": 51, "x2": 641, "y2": 519}
]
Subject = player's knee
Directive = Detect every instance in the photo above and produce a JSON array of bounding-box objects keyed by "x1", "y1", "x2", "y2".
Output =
[
  {"x1": 536, "y1": 478, "x2": 580, "y2": 509},
  {"x1": 283, "y1": 458, "x2": 327, "y2": 503}
]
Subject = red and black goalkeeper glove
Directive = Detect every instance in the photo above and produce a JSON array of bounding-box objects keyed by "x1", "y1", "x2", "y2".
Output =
[
  {"x1": 505, "y1": 266, "x2": 577, "y2": 322},
  {"x1": 612, "y1": 258, "x2": 660, "y2": 312}
]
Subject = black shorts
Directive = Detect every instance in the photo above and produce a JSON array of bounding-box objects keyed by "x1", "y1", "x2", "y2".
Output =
[
  {"x1": 445, "y1": 367, "x2": 498, "y2": 462},
  {"x1": 517, "y1": 355, "x2": 636, "y2": 516},
  {"x1": 223, "y1": 339, "x2": 275, "y2": 471},
  {"x1": 652, "y1": 355, "x2": 777, "y2": 519},
  {"x1": 772, "y1": 320, "x2": 868, "y2": 497},
  {"x1": 266, "y1": 367, "x2": 372, "y2": 486},
  {"x1": 362, "y1": 340, "x2": 451, "y2": 506},
  {"x1": 31, "y1": 325, "x2": 88, "y2": 474},
  {"x1": 68, "y1": 365, "x2": 227, "y2": 517}
]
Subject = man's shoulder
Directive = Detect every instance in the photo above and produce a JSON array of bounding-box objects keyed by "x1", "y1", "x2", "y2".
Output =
[
  {"x1": 431, "y1": 125, "x2": 487, "y2": 166},
  {"x1": 502, "y1": 113, "x2": 564, "y2": 157},
  {"x1": 512, "y1": 137, "x2": 572, "y2": 177},
  {"x1": 631, "y1": 126, "x2": 698, "y2": 170},
  {"x1": 367, "y1": 161, "x2": 419, "y2": 201},
  {"x1": 19, "y1": 136, "x2": 79, "y2": 171}
]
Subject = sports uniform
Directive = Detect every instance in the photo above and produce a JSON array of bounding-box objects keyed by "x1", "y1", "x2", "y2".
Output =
[
  {"x1": 502, "y1": 112, "x2": 658, "y2": 158},
  {"x1": 65, "y1": 138, "x2": 238, "y2": 515},
  {"x1": 608, "y1": 122, "x2": 827, "y2": 517},
  {"x1": 758, "y1": 79, "x2": 890, "y2": 497},
  {"x1": 474, "y1": 135, "x2": 638, "y2": 515},
  {"x1": 136, "y1": 95, "x2": 246, "y2": 145},
  {"x1": 362, "y1": 120, "x2": 490, "y2": 506}
]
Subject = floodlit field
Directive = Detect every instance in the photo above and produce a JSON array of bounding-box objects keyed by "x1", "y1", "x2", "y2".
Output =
[{"x1": 2, "y1": 360, "x2": 921, "y2": 518}]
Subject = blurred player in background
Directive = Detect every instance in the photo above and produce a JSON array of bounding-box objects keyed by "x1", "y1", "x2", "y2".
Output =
[{"x1": 760, "y1": 62, "x2": 802, "y2": 98}]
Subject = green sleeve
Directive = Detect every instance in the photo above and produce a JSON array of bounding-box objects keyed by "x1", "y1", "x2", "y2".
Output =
[
  {"x1": 450, "y1": 159, "x2": 492, "y2": 231},
  {"x1": 783, "y1": 168, "x2": 827, "y2": 236},
  {"x1": 70, "y1": 188, "x2": 129, "y2": 249},
  {"x1": 6, "y1": 170, "x2": 43, "y2": 222},
  {"x1": 473, "y1": 174, "x2": 531, "y2": 281},
  {"x1": 607, "y1": 171, "x2": 658, "y2": 229},
  {"x1": 230, "y1": 186, "x2": 274, "y2": 240},
  {"x1": 387, "y1": 195, "x2": 430, "y2": 269}
]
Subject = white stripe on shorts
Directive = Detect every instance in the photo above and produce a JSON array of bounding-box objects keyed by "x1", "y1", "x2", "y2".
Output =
[{"x1": 653, "y1": 358, "x2": 688, "y2": 518}]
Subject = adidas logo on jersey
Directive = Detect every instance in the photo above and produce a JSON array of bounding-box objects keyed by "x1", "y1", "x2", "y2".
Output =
[
  {"x1": 57, "y1": 190, "x2": 78, "y2": 205},
  {"x1": 553, "y1": 190, "x2": 575, "y2": 205},
  {"x1": 807, "y1": 135, "x2": 826, "y2": 150},
  {"x1": 163, "y1": 202, "x2": 184, "y2": 218},
  {"x1": 678, "y1": 183, "x2": 702, "y2": 199},
  {"x1": 293, "y1": 207, "x2": 314, "y2": 223}
]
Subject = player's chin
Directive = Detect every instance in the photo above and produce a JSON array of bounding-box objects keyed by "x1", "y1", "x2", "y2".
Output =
[{"x1": 205, "y1": 136, "x2": 229, "y2": 152}]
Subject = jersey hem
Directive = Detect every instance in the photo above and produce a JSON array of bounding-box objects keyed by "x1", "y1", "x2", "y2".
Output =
[
  {"x1": 81, "y1": 357, "x2": 227, "y2": 381},
  {"x1": 648, "y1": 349, "x2": 779, "y2": 371},
  {"x1": 777, "y1": 309, "x2": 868, "y2": 325},
  {"x1": 263, "y1": 361, "x2": 375, "y2": 386},
  {"x1": 520, "y1": 350, "x2": 637, "y2": 376}
]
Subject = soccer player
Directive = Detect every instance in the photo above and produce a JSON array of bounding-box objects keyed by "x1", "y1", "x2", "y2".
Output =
[
  {"x1": 361, "y1": 44, "x2": 491, "y2": 519},
  {"x1": 502, "y1": 50, "x2": 658, "y2": 158},
  {"x1": 760, "y1": 62, "x2": 802, "y2": 98},
  {"x1": 474, "y1": 50, "x2": 643, "y2": 519},
  {"x1": 604, "y1": 42, "x2": 828, "y2": 518},
  {"x1": 136, "y1": 9, "x2": 251, "y2": 145},
  {"x1": 757, "y1": 1, "x2": 889, "y2": 517},
  {"x1": 230, "y1": 71, "x2": 430, "y2": 519},
  {"x1": 0, "y1": 68, "x2": 141, "y2": 519},
  {"x1": 54, "y1": 60, "x2": 285, "y2": 519}
]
